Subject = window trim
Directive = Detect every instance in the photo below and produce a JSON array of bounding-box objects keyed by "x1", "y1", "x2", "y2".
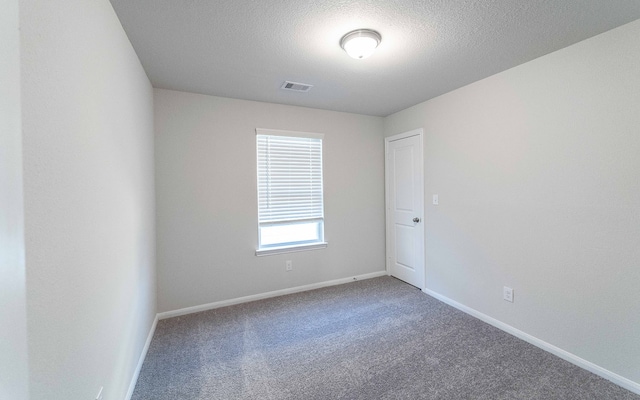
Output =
[
  {"x1": 255, "y1": 128, "x2": 327, "y2": 256},
  {"x1": 255, "y1": 242, "x2": 328, "y2": 257}
]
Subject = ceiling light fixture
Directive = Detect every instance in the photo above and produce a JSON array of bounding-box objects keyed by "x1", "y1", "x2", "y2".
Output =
[{"x1": 340, "y1": 29, "x2": 382, "y2": 59}]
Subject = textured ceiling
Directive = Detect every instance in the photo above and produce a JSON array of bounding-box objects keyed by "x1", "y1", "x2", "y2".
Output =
[{"x1": 109, "y1": 0, "x2": 640, "y2": 117}]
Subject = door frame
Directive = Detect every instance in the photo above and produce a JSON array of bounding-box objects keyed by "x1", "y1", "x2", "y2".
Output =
[{"x1": 384, "y1": 128, "x2": 426, "y2": 289}]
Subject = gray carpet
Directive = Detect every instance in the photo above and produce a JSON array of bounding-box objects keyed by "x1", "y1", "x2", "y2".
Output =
[{"x1": 132, "y1": 277, "x2": 639, "y2": 399}]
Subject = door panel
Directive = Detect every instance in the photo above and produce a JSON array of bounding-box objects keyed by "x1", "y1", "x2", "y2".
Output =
[
  {"x1": 394, "y1": 146, "x2": 414, "y2": 211},
  {"x1": 386, "y1": 130, "x2": 424, "y2": 289},
  {"x1": 395, "y1": 225, "x2": 414, "y2": 269}
]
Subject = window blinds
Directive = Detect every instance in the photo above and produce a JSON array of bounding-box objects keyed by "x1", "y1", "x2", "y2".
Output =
[{"x1": 257, "y1": 133, "x2": 324, "y2": 224}]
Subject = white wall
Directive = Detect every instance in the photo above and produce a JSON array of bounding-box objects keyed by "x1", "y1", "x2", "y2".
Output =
[
  {"x1": 0, "y1": 0, "x2": 29, "y2": 399},
  {"x1": 154, "y1": 89, "x2": 385, "y2": 312},
  {"x1": 20, "y1": 1, "x2": 156, "y2": 399},
  {"x1": 384, "y1": 20, "x2": 640, "y2": 385}
]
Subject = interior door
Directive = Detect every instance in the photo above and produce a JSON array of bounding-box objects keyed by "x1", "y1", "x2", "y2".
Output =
[{"x1": 385, "y1": 129, "x2": 425, "y2": 289}]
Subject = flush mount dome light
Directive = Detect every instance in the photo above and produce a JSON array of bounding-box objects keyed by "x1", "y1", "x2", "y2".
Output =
[{"x1": 340, "y1": 29, "x2": 382, "y2": 59}]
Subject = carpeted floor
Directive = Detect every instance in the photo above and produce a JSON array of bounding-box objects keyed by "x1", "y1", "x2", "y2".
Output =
[{"x1": 132, "y1": 276, "x2": 639, "y2": 399}]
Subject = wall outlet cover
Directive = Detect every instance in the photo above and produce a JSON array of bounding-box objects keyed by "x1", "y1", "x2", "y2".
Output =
[{"x1": 503, "y1": 286, "x2": 514, "y2": 303}]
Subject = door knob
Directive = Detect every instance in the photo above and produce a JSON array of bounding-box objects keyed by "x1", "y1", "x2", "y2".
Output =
[{"x1": 413, "y1": 217, "x2": 420, "y2": 223}]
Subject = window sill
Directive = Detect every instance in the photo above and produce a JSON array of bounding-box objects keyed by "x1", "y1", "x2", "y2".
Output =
[{"x1": 255, "y1": 242, "x2": 328, "y2": 257}]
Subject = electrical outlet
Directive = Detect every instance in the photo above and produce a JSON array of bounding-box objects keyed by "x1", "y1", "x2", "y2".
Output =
[
  {"x1": 503, "y1": 286, "x2": 514, "y2": 303},
  {"x1": 286, "y1": 260, "x2": 292, "y2": 271},
  {"x1": 96, "y1": 386, "x2": 104, "y2": 400}
]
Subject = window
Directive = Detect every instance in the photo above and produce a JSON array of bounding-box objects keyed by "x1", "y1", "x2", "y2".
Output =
[{"x1": 256, "y1": 129, "x2": 326, "y2": 255}]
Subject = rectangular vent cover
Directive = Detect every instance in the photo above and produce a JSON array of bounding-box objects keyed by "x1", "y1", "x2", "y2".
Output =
[{"x1": 281, "y1": 81, "x2": 313, "y2": 92}]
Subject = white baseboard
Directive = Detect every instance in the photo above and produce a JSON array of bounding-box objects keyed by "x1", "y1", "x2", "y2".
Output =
[
  {"x1": 125, "y1": 314, "x2": 158, "y2": 400},
  {"x1": 158, "y1": 271, "x2": 388, "y2": 320},
  {"x1": 422, "y1": 288, "x2": 640, "y2": 396}
]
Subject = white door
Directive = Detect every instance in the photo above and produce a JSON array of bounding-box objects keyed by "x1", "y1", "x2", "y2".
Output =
[{"x1": 385, "y1": 129, "x2": 425, "y2": 289}]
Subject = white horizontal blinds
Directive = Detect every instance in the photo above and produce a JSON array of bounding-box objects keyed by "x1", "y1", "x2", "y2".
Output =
[{"x1": 257, "y1": 134, "x2": 324, "y2": 224}]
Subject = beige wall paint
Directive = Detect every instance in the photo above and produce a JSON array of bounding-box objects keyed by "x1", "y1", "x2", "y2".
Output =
[
  {"x1": 20, "y1": 0, "x2": 156, "y2": 399},
  {"x1": 154, "y1": 89, "x2": 385, "y2": 312},
  {"x1": 0, "y1": 0, "x2": 28, "y2": 398},
  {"x1": 384, "y1": 20, "x2": 640, "y2": 385}
]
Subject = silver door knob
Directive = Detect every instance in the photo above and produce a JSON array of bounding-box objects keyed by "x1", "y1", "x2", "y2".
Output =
[{"x1": 413, "y1": 217, "x2": 420, "y2": 223}]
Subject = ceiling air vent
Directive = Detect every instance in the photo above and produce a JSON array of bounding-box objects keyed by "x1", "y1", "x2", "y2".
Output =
[{"x1": 281, "y1": 81, "x2": 313, "y2": 92}]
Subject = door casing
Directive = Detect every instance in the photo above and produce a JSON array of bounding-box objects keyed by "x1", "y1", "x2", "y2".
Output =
[{"x1": 384, "y1": 128, "x2": 425, "y2": 289}]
